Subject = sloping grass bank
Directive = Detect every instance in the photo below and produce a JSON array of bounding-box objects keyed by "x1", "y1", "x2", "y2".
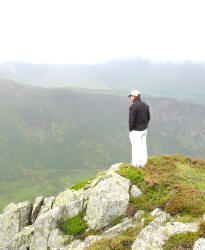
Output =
[{"x1": 117, "y1": 154, "x2": 205, "y2": 217}]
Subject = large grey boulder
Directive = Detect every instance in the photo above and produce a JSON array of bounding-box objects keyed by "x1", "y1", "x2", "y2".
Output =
[
  {"x1": 31, "y1": 200, "x2": 82, "y2": 249},
  {"x1": 0, "y1": 201, "x2": 32, "y2": 249},
  {"x1": 3, "y1": 200, "x2": 32, "y2": 230},
  {"x1": 0, "y1": 209, "x2": 20, "y2": 248},
  {"x1": 193, "y1": 238, "x2": 205, "y2": 250},
  {"x1": 132, "y1": 210, "x2": 170, "y2": 250},
  {"x1": 53, "y1": 189, "x2": 84, "y2": 209},
  {"x1": 38, "y1": 196, "x2": 55, "y2": 216},
  {"x1": 48, "y1": 228, "x2": 73, "y2": 248},
  {"x1": 11, "y1": 225, "x2": 34, "y2": 250},
  {"x1": 85, "y1": 171, "x2": 130, "y2": 230},
  {"x1": 132, "y1": 209, "x2": 199, "y2": 250}
]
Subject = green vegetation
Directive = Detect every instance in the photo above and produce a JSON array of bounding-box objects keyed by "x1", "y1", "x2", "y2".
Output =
[
  {"x1": 141, "y1": 213, "x2": 155, "y2": 226},
  {"x1": 163, "y1": 231, "x2": 199, "y2": 250},
  {"x1": 110, "y1": 216, "x2": 124, "y2": 227},
  {"x1": 70, "y1": 177, "x2": 96, "y2": 190},
  {"x1": 89, "y1": 224, "x2": 142, "y2": 250},
  {"x1": 173, "y1": 214, "x2": 202, "y2": 224},
  {"x1": 0, "y1": 79, "x2": 205, "y2": 212},
  {"x1": 117, "y1": 164, "x2": 145, "y2": 185},
  {"x1": 198, "y1": 221, "x2": 205, "y2": 237},
  {"x1": 118, "y1": 154, "x2": 205, "y2": 216},
  {"x1": 64, "y1": 213, "x2": 87, "y2": 235},
  {"x1": 163, "y1": 221, "x2": 205, "y2": 249},
  {"x1": 89, "y1": 235, "x2": 133, "y2": 250}
]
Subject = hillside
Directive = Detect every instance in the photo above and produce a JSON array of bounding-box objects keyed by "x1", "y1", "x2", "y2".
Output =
[
  {"x1": 0, "y1": 59, "x2": 205, "y2": 105},
  {"x1": 0, "y1": 79, "x2": 205, "y2": 211},
  {"x1": 1, "y1": 154, "x2": 205, "y2": 249}
]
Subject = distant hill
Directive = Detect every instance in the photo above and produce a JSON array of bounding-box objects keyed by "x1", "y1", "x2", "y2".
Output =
[
  {"x1": 0, "y1": 79, "x2": 205, "y2": 211},
  {"x1": 0, "y1": 58, "x2": 205, "y2": 105}
]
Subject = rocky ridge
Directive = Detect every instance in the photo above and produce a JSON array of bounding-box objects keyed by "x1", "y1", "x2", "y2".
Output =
[{"x1": 1, "y1": 160, "x2": 205, "y2": 250}]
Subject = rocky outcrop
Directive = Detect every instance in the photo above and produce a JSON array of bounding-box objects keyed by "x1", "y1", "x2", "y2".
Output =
[
  {"x1": 0, "y1": 201, "x2": 32, "y2": 249},
  {"x1": 130, "y1": 184, "x2": 142, "y2": 198},
  {"x1": 85, "y1": 171, "x2": 130, "y2": 230},
  {"x1": 132, "y1": 209, "x2": 199, "y2": 250},
  {"x1": 53, "y1": 189, "x2": 84, "y2": 209},
  {"x1": 30, "y1": 201, "x2": 81, "y2": 249},
  {"x1": 63, "y1": 210, "x2": 145, "y2": 250},
  {"x1": 3, "y1": 200, "x2": 32, "y2": 230},
  {"x1": 11, "y1": 225, "x2": 34, "y2": 250},
  {"x1": 1, "y1": 162, "x2": 205, "y2": 250},
  {"x1": 38, "y1": 196, "x2": 55, "y2": 216},
  {"x1": 193, "y1": 238, "x2": 205, "y2": 250},
  {"x1": 31, "y1": 196, "x2": 44, "y2": 223}
]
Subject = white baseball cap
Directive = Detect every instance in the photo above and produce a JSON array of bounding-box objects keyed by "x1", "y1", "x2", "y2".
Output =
[{"x1": 128, "y1": 89, "x2": 141, "y2": 97}]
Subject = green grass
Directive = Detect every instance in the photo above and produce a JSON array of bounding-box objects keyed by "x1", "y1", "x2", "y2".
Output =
[
  {"x1": 163, "y1": 221, "x2": 205, "y2": 250},
  {"x1": 116, "y1": 164, "x2": 146, "y2": 185},
  {"x1": 69, "y1": 177, "x2": 96, "y2": 190},
  {"x1": 89, "y1": 224, "x2": 142, "y2": 250},
  {"x1": 118, "y1": 154, "x2": 205, "y2": 216},
  {"x1": 64, "y1": 213, "x2": 87, "y2": 235},
  {"x1": 163, "y1": 231, "x2": 199, "y2": 250},
  {"x1": 175, "y1": 163, "x2": 205, "y2": 190},
  {"x1": 110, "y1": 216, "x2": 124, "y2": 227},
  {"x1": 141, "y1": 213, "x2": 156, "y2": 226},
  {"x1": 173, "y1": 214, "x2": 202, "y2": 224}
]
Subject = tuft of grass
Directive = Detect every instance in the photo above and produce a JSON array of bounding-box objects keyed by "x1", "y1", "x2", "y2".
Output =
[
  {"x1": 110, "y1": 216, "x2": 124, "y2": 227},
  {"x1": 163, "y1": 231, "x2": 199, "y2": 250},
  {"x1": 116, "y1": 164, "x2": 145, "y2": 185},
  {"x1": 64, "y1": 213, "x2": 87, "y2": 235},
  {"x1": 173, "y1": 214, "x2": 201, "y2": 224},
  {"x1": 89, "y1": 235, "x2": 133, "y2": 250},
  {"x1": 145, "y1": 154, "x2": 180, "y2": 187},
  {"x1": 198, "y1": 221, "x2": 205, "y2": 238},
  {"x1": 130, "y1": 183, "x2": 171, "y2": 211},
  {"x1": 69, "y1": 177, "x2": 96, "y2": 190},
  {"x1": 89, "y1": 224, "x2": 142, "y2": 250},
  {"x1": 165, "y1": 184, "x2": 205, "y2": 216},
  {"x1": 163, "y1": 220, "x2": 205, "y2": 250},
  {"x1": 175, "y1": 163, "x2": 205, "y2": 190},
  {"x1": 141, "y1": 213, "x2": 155, "y2": 226}
]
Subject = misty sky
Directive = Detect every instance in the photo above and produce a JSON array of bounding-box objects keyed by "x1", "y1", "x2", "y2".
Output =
[{"x1": 0, "y1": 0, "x2": 205, "y2": 64}]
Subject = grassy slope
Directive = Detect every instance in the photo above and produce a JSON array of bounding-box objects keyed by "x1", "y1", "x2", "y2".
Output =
[
  {"x1": 0, "y1": 81, "x2": 205, "y2": 212},
  {"x1": 118, "y1": 154, "x2": 205, "y2": 216}
]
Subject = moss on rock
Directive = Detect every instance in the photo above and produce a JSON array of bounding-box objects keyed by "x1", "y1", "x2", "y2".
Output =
[
  {"x1": 69, "y1": 177, "x2": 96, "y2": 190},
  {"x1": 64, "y1": 213, "x2": 87, "y2": 236}
]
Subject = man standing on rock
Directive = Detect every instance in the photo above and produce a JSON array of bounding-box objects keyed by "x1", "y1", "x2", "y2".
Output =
[{"x1": 128, "y1": 90, "x2": 150, "y2": 168}]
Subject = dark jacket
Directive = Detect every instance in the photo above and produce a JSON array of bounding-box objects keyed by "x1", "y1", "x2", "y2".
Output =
[{"x1": 129, "y1": 97, "x2": 150, "y2": 131}]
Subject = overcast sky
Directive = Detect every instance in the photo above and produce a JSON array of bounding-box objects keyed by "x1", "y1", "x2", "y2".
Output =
[{"x1": 0, "y1": 0, "x2": 205, "y2": 64}]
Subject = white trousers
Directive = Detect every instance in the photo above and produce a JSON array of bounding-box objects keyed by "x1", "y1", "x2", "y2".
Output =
[{"x1": 129, "y1": 129, "x2": 148, "y2": 167}]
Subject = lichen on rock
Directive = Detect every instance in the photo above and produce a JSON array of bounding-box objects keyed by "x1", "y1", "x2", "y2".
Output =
[{"x1": 85, "y1": 171, "x2": 130, "y2": 230}]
